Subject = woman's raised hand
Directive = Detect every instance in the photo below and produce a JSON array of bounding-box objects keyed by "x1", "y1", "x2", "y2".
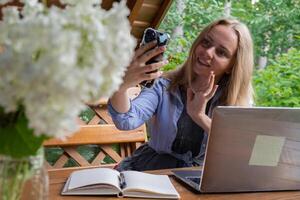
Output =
[
  {"x1": 119, "y1": 41, "x2": 168, "y2": 91},
  {"x1": 186, "y1": 71, "x2": 218, "y2": 132}
]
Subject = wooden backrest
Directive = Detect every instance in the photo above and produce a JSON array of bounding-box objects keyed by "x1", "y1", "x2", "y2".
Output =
[{"x1": 43, "y1": 86, "x2": 147, "y2": 169}]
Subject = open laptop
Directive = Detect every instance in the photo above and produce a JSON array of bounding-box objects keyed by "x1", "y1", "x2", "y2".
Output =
[{"x1": 172, "y1": 106, "x2": 300, "y2": 193}]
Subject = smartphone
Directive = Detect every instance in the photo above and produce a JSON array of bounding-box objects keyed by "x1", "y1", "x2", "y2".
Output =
[{"x1": 140, "y1": 28, "x2": 170, "y2": 88}]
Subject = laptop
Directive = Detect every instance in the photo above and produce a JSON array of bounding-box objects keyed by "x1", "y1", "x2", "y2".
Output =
[{"x1": 172, "y1": 106, "x2": 300, "y2": 193}]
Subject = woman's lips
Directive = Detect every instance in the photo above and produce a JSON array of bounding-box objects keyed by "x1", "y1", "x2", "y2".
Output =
[{"x1": 197, "y1": 57, "x2": 210, "y2": 67}]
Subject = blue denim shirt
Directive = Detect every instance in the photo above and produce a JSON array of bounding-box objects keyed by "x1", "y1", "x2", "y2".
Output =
[{"x1": 108, "y1": 77, "x2": 220, "y2": 164}]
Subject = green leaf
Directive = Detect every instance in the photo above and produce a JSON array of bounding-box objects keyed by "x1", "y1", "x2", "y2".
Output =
[{"x1": 0, "y1": 111, "x2": 48, "y2": 158}]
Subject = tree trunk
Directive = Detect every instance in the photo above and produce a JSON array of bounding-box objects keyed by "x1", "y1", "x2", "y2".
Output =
[
  {"x1": 257, "y1": 56, "x2": 267, "y2": 69},
  {"x1": 224, "y1": 0, "x2": 231, "y2": 17},
  {"x1": 172, "y1": 0, "x2": 186, "y2": 52}
]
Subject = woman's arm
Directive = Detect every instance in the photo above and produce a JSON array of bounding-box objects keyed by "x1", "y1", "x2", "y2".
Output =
[
  {"x1": 108, "y1": 79, "x2": 165, "y2": 130},
  {"x1": 109, "y1": 41, "x2": 167, "y2": 113}
]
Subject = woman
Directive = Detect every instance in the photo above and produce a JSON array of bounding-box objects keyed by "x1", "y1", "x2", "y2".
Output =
[{"x1": 108, "y1": 18, "x2": 254, "y2": 171}]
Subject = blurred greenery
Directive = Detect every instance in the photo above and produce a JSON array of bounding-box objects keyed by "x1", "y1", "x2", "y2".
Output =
[
  {"x1": 254, "y1": 48, "x2": 300, "y2": 106},
  {"x1": 78, "y1": 106, "x2": 95, "y2": 123},
  {"x1": 159, "y1": 0, "x2": 300, "y2": 106}
]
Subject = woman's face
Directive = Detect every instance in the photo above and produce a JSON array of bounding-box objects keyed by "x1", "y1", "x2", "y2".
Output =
[{"x1": 193, "y1": 25, "x2": 238, "y2": 82}]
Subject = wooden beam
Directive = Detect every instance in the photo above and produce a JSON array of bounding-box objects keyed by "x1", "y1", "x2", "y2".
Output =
[
  {"x1": 133, "y1": 20, "x2": 151, "y2": 28},
  {"x1": 151, "y1": 0, "x2": 173, "y2": 28},
  {"x1": 53, "y1": 153, "x2": 69, "y2": 168},
  {"x1": 128, "y1": 0, "x2": 144, "y2": 26},
  {"x1": 93, "y1": 106, "x2": 114, "y2": 124},
  {"x1": 64, "y1": 147, "x2": 90, "y2": 166},
  {"x1": 101, "y1": 145, "x2": 123, "y2": 162},
  {"x1": 91, "y1": 151, "x2": 106, "y2": 165}
]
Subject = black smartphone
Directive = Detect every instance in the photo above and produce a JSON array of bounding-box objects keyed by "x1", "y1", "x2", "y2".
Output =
[{"x1": 140, "y1": 28, "x2": 170, "y2": 88}]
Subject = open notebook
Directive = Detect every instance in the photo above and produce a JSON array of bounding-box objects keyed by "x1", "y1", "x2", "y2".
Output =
[{"x1": 61, "y1": 168, "x2": 180, "y2": 199}]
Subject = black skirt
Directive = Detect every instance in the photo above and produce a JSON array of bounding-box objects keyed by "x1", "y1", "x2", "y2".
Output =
[{"x1": 115, "y1": 143, "x2": 189, "y2": 171}]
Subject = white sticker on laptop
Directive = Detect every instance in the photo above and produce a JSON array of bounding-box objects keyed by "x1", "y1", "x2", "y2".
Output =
[{"x1": 249, "y1": 135, "x2": 285, "y2": 166}]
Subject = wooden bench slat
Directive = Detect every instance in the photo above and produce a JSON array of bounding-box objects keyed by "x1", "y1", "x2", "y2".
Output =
[
  {"x1": 64, "y1": 147, "x2": 91, "y2": 166},
  {"x1": 101, "y1": 145, "x2": 123, "y2": 163},
  {"x1": 87, "y1": 115, "x2": 101, "y2": 125},
  {"x1": 43, "y1": 125, "x2": 145, "y2": 146},
  {"x1": 91, "y1": 151, "x2": 106, "y2": 165},
  {"x1": 93, "y1": 106, "x2": 114, "y2": 124},
  {"x1": 53, "y1": 154, "x2": 69, "y2": 168}
]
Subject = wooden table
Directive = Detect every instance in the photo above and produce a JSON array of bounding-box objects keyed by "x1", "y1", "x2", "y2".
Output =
[{"x1": 49, "y1": 166, "x2": 300, "y2": 200}]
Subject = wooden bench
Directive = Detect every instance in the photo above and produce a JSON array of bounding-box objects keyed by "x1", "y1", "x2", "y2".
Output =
[{"x1": 43, "y1": 86, "x2": 147, "y2": 169}]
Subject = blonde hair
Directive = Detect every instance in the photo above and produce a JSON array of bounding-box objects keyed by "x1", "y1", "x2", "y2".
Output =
[{"x1": 165, "y1": 18, "x2": 254, "y2": 106}]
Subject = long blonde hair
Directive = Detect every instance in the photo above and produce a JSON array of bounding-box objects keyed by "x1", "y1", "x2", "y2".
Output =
[{"x1": 165, "y1": 18, "x2": 254, "y2": 106}]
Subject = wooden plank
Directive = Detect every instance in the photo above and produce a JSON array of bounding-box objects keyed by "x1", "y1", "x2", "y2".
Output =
[
  {"x1": 143, "y1": 2, "x2": 160, "y2": 9},
  {"x1": 143, "y1": 125, "x2": 148, "y2": 142},
  {"x1": 88, "y1": 115, "x2": 101, "y2": 125},
  {"x1": 131, "y1": 27, "x2": 145, "y2": 40},
  {"x1": 151, "y1": 0, "x2": 173, "y2": 28},
  {"x1": 93, "y1": 107, "x2": 114, "y2": 124},
  {"x1": 126, "y1": 144, "x2": 132, "y2": 157},
  {"x1": 128, "y1": 0, "x2": 144, "y2": 25},
  {"x1": 144, "y1": 0, "x2": 163, "y2": 5},
  {"x1": 45, "y1": 160, "x2": 53, "y2": 169},
  {"x1": 53, "y1": 154, "x2": 69, "y2": 168},
  {"x1": 76, "y1": 117, "x2": 87, "y2": 125},
  {"x1": 133, "y1": 20, "x2": 150, "y2": 28},
  {"x1": 85, "y1": 98, "x2": 108, "y2": 106},
  {"x1": 135, "y1": 142, "x2": 142, "y2": 149},
  {"x1": 43, "y1": 124, "x2": 146, "y2": 146},
  {"x1": 48, "y1": 167, "x2": 300, "y2": 200},
  {"x1": 91, "y1": 151, "x2": 106, "y2": 166},
  {"x1": 126, "y1": 0, "x2": 137, "y2": 11},
  {"x1": 64, "y1": 147, "x2": 90, "y2": 166},
  {"x1": 120, "y1": 144, "x2": 126, "y2": 158},
  {"x1": 138, "y1": 3, "x2": 160, "y2": 22},
  {"x1": 101, "y1": 145, "x2": 123, "y2": 163}
]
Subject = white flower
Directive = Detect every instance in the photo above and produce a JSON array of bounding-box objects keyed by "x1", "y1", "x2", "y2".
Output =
[
  {"x1": 61, "y1": 0, "x2": 100, "y2": 6},
  {"x1": 0, "y1": 0, "x2": 136, "y2": 138},
  {"x1": 0, "y1": 0, "x2": 12, "y2": 4}
]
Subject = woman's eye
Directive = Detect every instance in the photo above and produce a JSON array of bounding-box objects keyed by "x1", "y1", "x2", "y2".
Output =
[
  {"x1": 217, "y1": 49, "x2": 228, "y2": 57},
  {"x1": 200, "y1": 39, "x2": 211, "y2": 48}
]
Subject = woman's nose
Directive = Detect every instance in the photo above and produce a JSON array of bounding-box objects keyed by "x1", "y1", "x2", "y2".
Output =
[{"x1": 205, "y1": 47, "x2": 215, "y2": 60}]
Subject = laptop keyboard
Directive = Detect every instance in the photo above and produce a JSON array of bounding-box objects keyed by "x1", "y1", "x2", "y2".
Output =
[{"x1": 186, "y1": 176, "x2": 201, "y2": 185}]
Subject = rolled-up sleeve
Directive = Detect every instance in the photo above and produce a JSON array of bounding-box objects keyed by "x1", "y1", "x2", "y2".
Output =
[{"x1": 108, "y1": 79, "x2": 164, "y2": 130}]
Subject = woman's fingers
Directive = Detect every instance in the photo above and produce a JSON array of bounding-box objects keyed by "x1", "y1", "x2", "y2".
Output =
[
  {"x1": 207, "y1": 85, "x2": 219, "y2": 99},
  {"x1": 123, "y1": 59, "x2": 168, "y2": 88},
  {"x1": 204, "y1": 72, "x2": 215, "y2": 96},
  {"x1": 140, "y1": 70, "x2": 163, "y2": 80},
  {"x1": 138, "y1": 46, "x2": 166, "y2": 64},
  {"x1": 133, "y1": 41, "x2": 157, "y2": 60},
  {"x1": 141, "y1": 60, "x2": 168, "y2": 74}
]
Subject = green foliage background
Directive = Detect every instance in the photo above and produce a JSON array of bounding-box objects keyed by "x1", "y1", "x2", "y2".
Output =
[
  {"x1": 254, "y1": 48, "x2": 300, "y2": 106},
  {"x1": 158, "y1": 0, "x2": 300, "y2": 107}
]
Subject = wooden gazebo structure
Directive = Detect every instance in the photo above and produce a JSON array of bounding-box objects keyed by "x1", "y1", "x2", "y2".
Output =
[{"x1": 0, "y1": 0, "x2": 173, "y2": 42}]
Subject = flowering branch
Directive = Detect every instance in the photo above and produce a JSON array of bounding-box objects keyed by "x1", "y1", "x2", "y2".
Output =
[{"x1": 0, "y1": 0, "x2": 136, "y2": 157}]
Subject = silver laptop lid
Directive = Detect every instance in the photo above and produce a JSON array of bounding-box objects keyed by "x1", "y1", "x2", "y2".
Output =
[{"x1": 200, "y1": 106, "x2": 300, "y2": 193}]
